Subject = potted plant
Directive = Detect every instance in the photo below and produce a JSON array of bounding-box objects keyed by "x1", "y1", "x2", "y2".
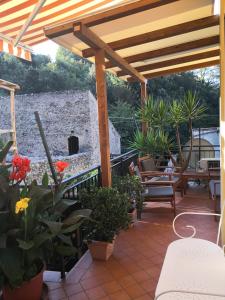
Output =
[
  {"x1": 113, "y1": 174, "x2": 144, "y2": 221},
  {"x1": 0, "y1": 141, "x2": 90, "y2": 300},
  {"x1": 79, "y1": 187, "x2": 130, "y2": 260}
]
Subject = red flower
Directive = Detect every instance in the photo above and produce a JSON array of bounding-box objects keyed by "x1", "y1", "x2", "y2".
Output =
[
  {"x1": 55, "y1": 161, "x2": 69, "y2": 173},
  {"x1": 10, "y1": 155, "x2": 31, "y2": 182}
]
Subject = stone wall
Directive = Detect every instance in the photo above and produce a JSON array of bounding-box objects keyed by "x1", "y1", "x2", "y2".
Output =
[
  {"x1": 27, "y1": 151, "x2": 97, "y2": 184},
  {"x1": 0, "y1": 90, "x2": 121, "y2": 161}
]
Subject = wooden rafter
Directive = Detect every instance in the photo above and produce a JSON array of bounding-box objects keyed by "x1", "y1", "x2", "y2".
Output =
[
  {"x1": 45, "y1": 0, "x2": 179, "y2": 39},
  {"x1": 73, "y1": 22, "x2": 146, "y2": 83},
  {"x1": 127, "y1": 59, "x2": 220, "y2": 81},
  {"x1": 106, "y1": 36, "x2": 219, "y2": 68},
  {"x1": 83, "y1": 15, "x2": 219, "y2": 58},
  {"x1": 0, "y1": 79, "x2": 20, "y2": 91},
  {"x1": 117, "y1": 49, "x2": 220, "y2": 77}
]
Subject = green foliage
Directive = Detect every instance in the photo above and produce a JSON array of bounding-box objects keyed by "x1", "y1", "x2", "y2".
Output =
[
  {"x1": 132, "y1": 91, "x2": 206, "y2": 170},
  {"x1": 0, "y1": 49, "x2": 219, "y2": 150},
  {"x1": 79, "y1": 187, "x2": 130, "y2": 243},
  {"x1": 0, "y1": 145, "x2": 91, "y2": 289},
  {"x1": 130, "y1": 129, "x2": 173, "y2": 157},
  {"x1": 113, "y1": 175, "x2": 143, "y2": 218}
]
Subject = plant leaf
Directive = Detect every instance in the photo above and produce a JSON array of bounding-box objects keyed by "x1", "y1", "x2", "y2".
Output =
[
  {"x1": 16, "y1": 239, "x2": 34, "y2": 250},
  {"x1": 0, "y1": 141, "x2": 13, "y2": 163},
  {"x1": 42, "y1": 172, "x2": 49, "y2": 187}
]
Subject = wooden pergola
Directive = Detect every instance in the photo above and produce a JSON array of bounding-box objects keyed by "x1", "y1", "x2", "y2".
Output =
[
  {"x1": 43, "y1": 0, "x2": 223, "y2": 185},
  {"x1": 0, "y1": 0, "x2": 225, "y2": 238},
  {"x1": 0, "y1": 79, "x2": 20, "y2": 153}
]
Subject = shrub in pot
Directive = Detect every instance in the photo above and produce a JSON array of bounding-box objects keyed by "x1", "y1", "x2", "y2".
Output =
[
  {"x1": 0, "y1": 142, "x2": 90, "y2": 300},
  {"x1": 80, "y1": 187, "x2": 130, "y2": 260},
  {"x1": 113, "y1": 175, "x2": 144, "y2": 220}
]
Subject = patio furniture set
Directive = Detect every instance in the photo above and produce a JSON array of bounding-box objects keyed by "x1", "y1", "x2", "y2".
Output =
[
  {"x1": 131, "y1": 157, "x2": 224, "y2": 299},
  {"x1": 129, "y1": 156, "x2": 221, "y2": 217}
]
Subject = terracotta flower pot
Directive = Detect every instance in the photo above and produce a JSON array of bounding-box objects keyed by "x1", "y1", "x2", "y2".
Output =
[
  {"x1": 88, "y1": 240, "x2": 115, "y2": 261},
  {"x1": 3, "y1": 269, "x2": 44, "y2": 300}
]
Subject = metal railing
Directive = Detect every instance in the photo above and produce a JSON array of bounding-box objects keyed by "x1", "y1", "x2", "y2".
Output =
[
  {"x1": 62, "y1": 149, "x2": 138, "y2": 200},
  {"x1": 47, "y1": 149, "x2": 138, "y2": 277}
]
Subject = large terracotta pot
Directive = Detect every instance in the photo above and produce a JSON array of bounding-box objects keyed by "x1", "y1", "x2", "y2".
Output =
[
  {"x1": 3, "y1": 269, "x2": 43, "y2": 300},
  {"x1": 88, "y1": 240, "x2": 115, "y2": 261}
]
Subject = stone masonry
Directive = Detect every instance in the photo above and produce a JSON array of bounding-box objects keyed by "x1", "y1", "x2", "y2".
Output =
[{"x1": 0, "y1": 90, "x2": 121, "y2": 181}]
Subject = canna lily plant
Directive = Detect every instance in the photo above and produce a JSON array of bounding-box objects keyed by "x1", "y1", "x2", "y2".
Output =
[{"x1": 0, "y1": 141, "x2": 90, "y2": 290}]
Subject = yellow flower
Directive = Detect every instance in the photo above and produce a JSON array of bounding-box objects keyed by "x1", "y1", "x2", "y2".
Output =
[{"x1": 15, "y1": 198, "x2": 31, "y2": 214}]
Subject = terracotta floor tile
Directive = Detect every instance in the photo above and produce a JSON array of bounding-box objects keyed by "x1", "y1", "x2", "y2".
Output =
[
  {"x1": 58, "y1": 186, "x2": 217, "y2": 300},
  {"x1": 47, "y1": 282, "x2": 63, "y2": 291},
  {"x1": 64, "y1": 283, "x2": 83, "y2": 296},
  {"x1": 102, "y1": 281, "x2": 122, "y2": 294},
  {"x1": 140, "y1": 279, "x2": 157, "y2": 293},
  {"x1": 48, "y1": 288, "x2": 67, "y2": 300},
  {"x1": 119, "y1": 275, "x2": 137, "y2": 288},
  {"x1": 69, "y1": 291, "x2": 89, "y2": 300},
  {"x1": 86, "y1": 286, "x2": 106, "y2": 300},
  {"x1": 109, "y1": 290, "x2": 131, "y2": 300},
  {"x1": 134, "y1": 294, "x2": 154, "y2": 300},
  {"x1": 132, "y1": 270, "x2": 151, "y2": 283},
  {"x1": 123, "y1": 283, "x2": 146, "y2": 299}
]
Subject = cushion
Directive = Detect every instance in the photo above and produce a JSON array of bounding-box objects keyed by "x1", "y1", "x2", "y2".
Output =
[
  {"x1": 143, "y1": 186, "x2": 173, "y2": 197},
  {"x1": 141, "y1": 158, "x2": 157, "y2": 171}
]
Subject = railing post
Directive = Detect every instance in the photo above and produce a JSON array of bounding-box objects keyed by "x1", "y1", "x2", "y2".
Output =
[{"x1": 97, "y1": 166, "x2": 102, "y2": 187}]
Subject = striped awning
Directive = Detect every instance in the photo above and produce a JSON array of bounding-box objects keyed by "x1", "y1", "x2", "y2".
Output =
[
  {"x1": 0, "y1": 34, "x2": 32, "y2": 61},
  {"x1": 0, "y1": 0, "x2": 224, "y2": 78},
  {"x1": 0, "y1": 0, "x2": 135, "y2": 61}
]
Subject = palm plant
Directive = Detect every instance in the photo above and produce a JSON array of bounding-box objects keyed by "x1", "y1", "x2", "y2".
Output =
[
  {"x1": 131, "y1": 91, "x2": 207, "y2": 171},
  {"x1": 182, "y1": 91, "x2": 207, "y2": 170}
]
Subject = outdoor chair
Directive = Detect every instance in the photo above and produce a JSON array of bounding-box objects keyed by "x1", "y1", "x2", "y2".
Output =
[
  {"x1": 129, "y1": 162, "x2": 178, "y2": 216},
  {"x1": 209, "y1": 179, "x2": 221, "y2": 221},
  {"x1": 155, "y1": 205, "x2": 225, "y2": 299},
  {"x1": 137, "y1": 156, "x2": 167, "y2": 172}
]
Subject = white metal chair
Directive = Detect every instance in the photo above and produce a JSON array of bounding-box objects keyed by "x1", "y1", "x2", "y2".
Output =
[{"x1": 155, "y1": 204, "x2": 225, "y2": 299}]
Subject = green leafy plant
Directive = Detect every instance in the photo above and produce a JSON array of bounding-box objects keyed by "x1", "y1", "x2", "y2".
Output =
[
  {"x1": 132, "y1": 91, "x2": 207, "y2": 171},
  {"x1": 0, "y1": 141, "x2": 90, "y2": 289},
  {"x1": 79, "y1": 187, "x2": 130, "y2": 243},
  {"x1": 113, "y1": 175, "x2": 144, "y2": 219}
]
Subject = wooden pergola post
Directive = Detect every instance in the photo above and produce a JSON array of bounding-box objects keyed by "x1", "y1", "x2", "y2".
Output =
[
  {"x1": 95, "y1": 49, "x2": 112, "y2": 187},
  {"x1": 220, "y1": 0, "x2": 225, "y2": 243},
  {"x1": 141, "y1": 82, "x2": 147, "y2": 134},
  {"x1": 10, "y1": 90, "x2": 17, "y2": 154}
]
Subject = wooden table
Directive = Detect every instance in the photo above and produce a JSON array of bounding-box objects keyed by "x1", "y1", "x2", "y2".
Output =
[{"x1": 182, "y1": 169, "x2": 220, "y2": 193}]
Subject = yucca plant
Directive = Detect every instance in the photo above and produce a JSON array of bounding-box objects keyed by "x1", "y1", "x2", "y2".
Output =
[{"x1": 132, "y1": 91, "x2": 207, "y2": 171}]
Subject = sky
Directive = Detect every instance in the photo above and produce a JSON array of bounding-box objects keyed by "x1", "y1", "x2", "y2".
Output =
[{"x1": 33, "y1": 40, "x2": 59, "y2": 61}]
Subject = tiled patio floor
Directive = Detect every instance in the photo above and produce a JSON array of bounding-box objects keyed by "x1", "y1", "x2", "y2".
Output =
[{"x1": 46, "y1": 185, "x2": 218, "y2": 300}]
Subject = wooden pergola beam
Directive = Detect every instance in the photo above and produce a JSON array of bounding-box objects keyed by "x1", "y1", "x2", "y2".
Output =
[
  {"x1": 106, "y1": 36, "x2": 219, "y2": 68},
  {"x1": 73, "y1": 22, "x2": 146, "y2": 83},
  {"x1": 45, "y1": 0, "x2": 178, "y2": 39},
  {"x1": 83, "y1": 15, "x2": 219, "y2": 58},
  {"x1": 141, "y1": 82, "x2": 147, "y2": 135},
  {"x1": 117, "y1": 49, "x2": 220, "y2": 77},
  {"x1": 127, "y1": 59, "x2": 220, "y2": 81}
]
